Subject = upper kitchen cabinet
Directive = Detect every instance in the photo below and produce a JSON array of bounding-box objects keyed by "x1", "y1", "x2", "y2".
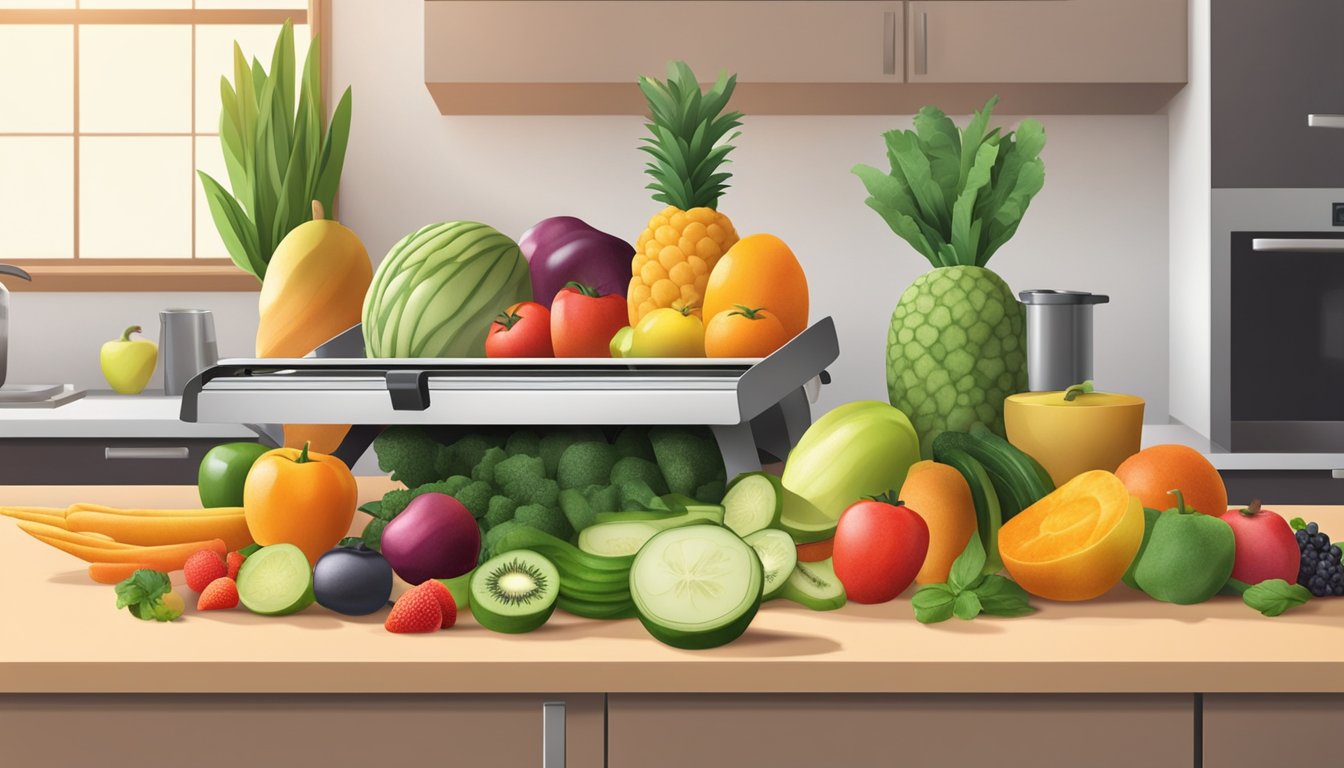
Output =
[
  {"x1": 424, "y1": 0, "x2": 1188, "y2": 116},
  {"x1": 1211, "y1": 0, "x2": 1344, "y2": 188},
  {"x1": 425, "y1": 1, "x2": 905, "y2": 115}
]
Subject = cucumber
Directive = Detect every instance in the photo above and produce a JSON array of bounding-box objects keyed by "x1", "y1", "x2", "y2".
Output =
[
  {"x1": 557, "y1": 595, "x2": 638, "y2": 620},
  {"x1": 936, "y1": 425, "x2": 1054, "y2": 525},
  {"x1": 744, "y1": 528, "x2": 797, "y2": 600},
  {"x1": 778, "y1": 558, "x2": 846, "y2": 611},
  {"x1": 594, "y1": 510, "x2": 680, "y2": 523},
  {"x1": 722, "y1": 472, "x2": 783, "y2": 537},
  {"x1": 488, "y1": 524, "x2": 634, "y2": 573},
  {"x1": 934, "y1": 447, "x2": 1004, "y2": 575},
  {"x1": 237, "y1": 543, "x2": 316, "y2": 616},
  {"x1": 630, "y1": 526, "x2": 764, "y2": 649},
  {"x1": 577, "y1": 512, "x2": 716, "y2": 557},
  {"x1": 594, "y1": 506, "x2": 723, "y2": 525}
]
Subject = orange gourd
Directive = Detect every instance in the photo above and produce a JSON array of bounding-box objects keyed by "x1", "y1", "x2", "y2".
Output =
[
  {"x1": 243, "y1": 444, "x2": 357, "y2": 565},
  {"x1": 702, "y1": 234, "x2": 809, "y2": 339},
  {"x1": 999, "y1": 470, "x2": 1144, "y2": 601},
  {"x1": 900, "y1": 460, "x2": 978, "y2": 584}
]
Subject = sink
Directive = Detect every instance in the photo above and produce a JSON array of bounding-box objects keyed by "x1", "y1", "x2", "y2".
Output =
[{"x1": 0, "y1": 384, "x2": 65, "y2": 403}]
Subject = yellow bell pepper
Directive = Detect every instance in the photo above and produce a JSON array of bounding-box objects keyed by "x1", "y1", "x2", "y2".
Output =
[
  {"x1": 99, "y1": 325, "x2": 158, "y2": 394},
  {"x1": 243, "y1": 443, "x2": 357, "y2": 565}
]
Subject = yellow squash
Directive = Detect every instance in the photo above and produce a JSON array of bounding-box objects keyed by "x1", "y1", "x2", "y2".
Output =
[
  {"x1": 256, "y1": 201, "x2": 371, "y2": 453},
  {"x1": 1003, "y1": 381, "x2": 1145, "y2": 487}
]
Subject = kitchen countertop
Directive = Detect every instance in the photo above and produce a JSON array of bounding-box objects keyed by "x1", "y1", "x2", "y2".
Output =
[
  {"x1": 2, "y1": 479, "x2": 1341, "y2": 696},
  {"x1": 0, "y1": 392, "x2": 254, "y2": 440}
]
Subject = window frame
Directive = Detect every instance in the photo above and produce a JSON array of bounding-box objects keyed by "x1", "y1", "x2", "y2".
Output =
[{"x1": 0, "y1": 0, "x2": 329, "y2": 292}]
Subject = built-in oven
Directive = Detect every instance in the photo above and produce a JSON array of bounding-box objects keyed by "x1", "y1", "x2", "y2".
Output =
[{"x1": 1225, "y1": 231, "x2": 1344, "y2": 451}]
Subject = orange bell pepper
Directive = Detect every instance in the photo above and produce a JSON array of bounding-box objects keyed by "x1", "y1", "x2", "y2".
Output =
[{"x1": 243, "y1": 443, "x2": 357, "y2": 565}]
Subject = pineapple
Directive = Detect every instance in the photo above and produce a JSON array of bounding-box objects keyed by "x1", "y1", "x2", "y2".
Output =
[
  {"x1": 853, "y1": 96, "x2": 1046, "y2": 458},
  {"x1": 629, "y1": 61, "x2": 742, "y2": 325}
]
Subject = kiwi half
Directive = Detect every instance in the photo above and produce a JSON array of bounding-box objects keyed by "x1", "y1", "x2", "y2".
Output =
[{"x1": 470, "y1": 550, "x2": 559, "y2": 633}]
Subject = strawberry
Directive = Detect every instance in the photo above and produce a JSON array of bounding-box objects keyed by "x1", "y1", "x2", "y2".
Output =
[
  {"x1": 197, "y1": 577, "x2": 239, "y2": 611},
  {"x1": 415, "y1": 580, "x2": 458, "y2": 629},
  {"x1": 385, "y1": 587, "x2": 442, "y2": 634},
  {"x1": 184, "y1": 550, "x2": 228, "y2": 593},
  {"x1": 226, "y1": 551, "x2": 246, "y2": 581}
]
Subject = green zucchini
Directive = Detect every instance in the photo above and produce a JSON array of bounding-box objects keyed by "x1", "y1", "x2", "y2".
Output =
[
  {"x1": 744, "y1": 528, "x2": 797, "y2": 600},
  {"x1": 965, "y1": 423, "x2": 1055, "y2": 521},
  {"x1": 778, "y1": 558, "x2": 846, "y2": 611},
  {"x1": 556, "y1": 595, "x2": 638, "y2": 620},
  {"x1": 933, "y1": 446, "x2": 1004, "y2": 575},
  {"x1": 577, "y1": 511, "x2": 716, "y2": 557},
  {"x1": 722, "y1": 472, "x2": 783, "y2": 537},
  {"x1": 630, "y1": 526, "x2": 763, "y2": 649}
]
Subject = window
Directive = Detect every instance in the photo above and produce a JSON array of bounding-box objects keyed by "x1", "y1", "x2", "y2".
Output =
[{"x1": 0, "y1": 0, "x2": 320, "y2": 290}]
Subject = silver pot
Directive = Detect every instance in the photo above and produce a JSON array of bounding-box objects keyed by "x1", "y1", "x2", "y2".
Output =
[{"x1": 1019, "y1": 289, "x2": 1109, "y2": 392}]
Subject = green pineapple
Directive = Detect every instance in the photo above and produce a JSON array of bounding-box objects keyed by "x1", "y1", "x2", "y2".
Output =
[{"x1": 853, "y1": 96, "x2": 1046, "y2": 457}]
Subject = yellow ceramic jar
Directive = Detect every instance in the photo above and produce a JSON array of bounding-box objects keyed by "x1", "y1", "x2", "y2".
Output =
[{"x1": 1003, "y1": 382, "x2": 1145, "y2": 487}]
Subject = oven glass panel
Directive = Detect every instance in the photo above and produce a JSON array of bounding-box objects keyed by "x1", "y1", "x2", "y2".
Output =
[{"x1": 1231, "y1": 232, "x2": 1344, "y2": 421}]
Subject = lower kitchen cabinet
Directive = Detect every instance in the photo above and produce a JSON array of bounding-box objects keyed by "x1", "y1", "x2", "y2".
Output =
[
  {"x1": 0, "y1": 438, "x2": 243, "y2": 485},
  {"x1": 0, "y1": 694, "x2": 605, "y2": 768},
  {"x1": 607, "y1": 694, "x2": 1194, "y2": 768},
  {"x1": 1202, "y1": 694, "x2": 1344, "y2": 768}
]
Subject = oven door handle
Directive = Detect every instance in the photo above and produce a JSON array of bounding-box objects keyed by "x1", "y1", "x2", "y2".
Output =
[{"x1": 1252, "y1": 238, "x2": 1344, "y2": 253}]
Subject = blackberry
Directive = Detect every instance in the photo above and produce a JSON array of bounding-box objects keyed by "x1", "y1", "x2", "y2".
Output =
[{"x1": 1296, "y1": 521, "x2": 1344, "y2": 598}]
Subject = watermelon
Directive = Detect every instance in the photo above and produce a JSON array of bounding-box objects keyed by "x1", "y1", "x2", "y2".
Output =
[{"x1": 363, "y1": 222, "x2": 533, "y2": 358}]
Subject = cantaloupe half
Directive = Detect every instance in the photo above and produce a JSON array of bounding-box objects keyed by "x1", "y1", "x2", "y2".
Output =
[{"x1": 998, "y1": 470, "x2": 1143, "y2": 601}]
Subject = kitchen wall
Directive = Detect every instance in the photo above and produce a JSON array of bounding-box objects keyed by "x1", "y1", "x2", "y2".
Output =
[{"x1": 8, "y1": 0, "x2": 1172, "y2": 426}]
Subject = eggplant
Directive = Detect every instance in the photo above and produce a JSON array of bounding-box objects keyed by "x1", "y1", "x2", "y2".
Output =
[{"x1": 520, "y1": 216, "x2": 634, "y2": 307}]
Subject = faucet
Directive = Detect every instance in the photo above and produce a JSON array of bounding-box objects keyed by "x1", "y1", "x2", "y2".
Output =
[{"x1": 0, "y1": 264, "x2": 33, "y2": 388}]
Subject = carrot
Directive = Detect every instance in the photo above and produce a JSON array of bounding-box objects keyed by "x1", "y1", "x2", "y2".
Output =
[
  {"x1": 0, "y1": 506, "x2": 68, "y2": 527},
  {"x1": 67, "y1": 503, "x2": 241, "y2": 518},
  {"x1": 88, "y1": 562, "x2": 157, "y2": 585},
  {"x1": 796, "y1": 537, "x2": 834, "y2": 563},
  {"x1": 66, "y1": 509, "x2": 253, "y2": 550},
  {"x1": 20, "y1": 526, "x2": 225, "y2": 568},
  {"x1": 16, "y1": 521, "x2": 134, "y2": 549}
]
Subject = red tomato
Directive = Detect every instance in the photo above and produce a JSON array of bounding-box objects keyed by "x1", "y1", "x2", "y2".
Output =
[
  {"x1": 485, "y1": 302, "x2": 553, "y2": 358},
  {"x1": 551, "y1": 282, "x2": 629, "y2": 358},
  {"x1": 832, "y1": 498, "x2": 930, "y2": 604},
  {"x1": 1219, "y1": 501, "x2": 1300, "y2": 585}
]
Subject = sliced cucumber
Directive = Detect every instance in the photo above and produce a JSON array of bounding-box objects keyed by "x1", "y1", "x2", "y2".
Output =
[
  {"x1": 557, "y1": 595, "x2": 638, "y2": 620},
  {"x1": 470, "y1": 550, "x2": 559, "y2": 634},
  {"x1": 779, "y1": 558, "x2": 846, "y2": 611},
  {"x1": 630, "y1": 526, "x2": 763, "y2": 650},
  {"x1": 237, "y1": 543, "x2": 315, "y2": 616},
  {"x1": 577, "y1": 513, "x2": 714, "y2": 557},
  {"x1": 744, "y1": 528, "x2": 797, "y2": 601},
  {"x1": 722, "y1": 472, "x2": 783, "y2": 537},
  {"x1": 594, "y1": 510, "x2": 680, "y2": 523},
  {"x1": 778, "y1": 486, "x2": 839, "y2": 544}
]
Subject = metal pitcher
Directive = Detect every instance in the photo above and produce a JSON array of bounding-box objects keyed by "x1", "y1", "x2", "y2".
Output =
[{"x1": 0, "y1": 264, "x2": 33, "y2": 388}]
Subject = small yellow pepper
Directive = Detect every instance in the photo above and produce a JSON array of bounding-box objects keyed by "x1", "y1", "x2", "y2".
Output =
[
  {"x1": 243, "y1": 443, "x2": 357, "y2": 565},
  {"x1": 100, "y1": 325, "x2": 157, "y2": 394}
]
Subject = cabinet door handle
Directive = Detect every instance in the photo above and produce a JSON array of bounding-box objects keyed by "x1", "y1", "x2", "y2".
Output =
[
  {"x1": 914, "y1": 9, "x2": 929, "y2": 76},
  {"x1": 882, "y1": 11, "x2": 897, "y2": 75},
  {"x1": 104, "y1": 447, "x2": 190, "y2": 460},
  {"x1": 1252, "y1": 238, "x2": 1344, "y2": 253},
  {"x1": 1308, "y1": 114, "x2": 1344, "y2": 129},
  {"x1": 542, "y1": 700, "x2": 565, "y2": 768}
]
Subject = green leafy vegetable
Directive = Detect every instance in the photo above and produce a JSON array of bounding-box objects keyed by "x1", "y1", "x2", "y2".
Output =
[
  {"x1": 1242, "y1": 579, "x2": 1312, "y2": 617},
  {"x1": 1289, "y1": 517, "x2": 1307, "y2": 531},
  {"x1": 912, "y1": 537, "x2": 1034, "y2": 623},
  {"x1": 114, "y1": 570, "x2": 183, "y2": 622},
  {"x1": 199, "y1": 20, "x2": 353, "y2": 282}
]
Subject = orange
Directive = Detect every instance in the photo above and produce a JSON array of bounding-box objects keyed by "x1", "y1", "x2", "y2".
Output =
[
  {"x1": 702, "y1": 233, "x2": 809, "y2": 339},
  {"x1": 900, "y1": 460, "x2": 978, "y2": 584},
  {"x1": 1114, "y1": 444, "x2": 1227, "y2": 516},
  {"x1": 999, "y1": 470, "x2": 1143, "y2": 601},
  {"x1": 704, "y1": 306, "x2": 791, "y2": 357}
]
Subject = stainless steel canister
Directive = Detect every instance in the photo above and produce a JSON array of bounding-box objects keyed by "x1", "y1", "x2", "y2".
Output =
[
  {"x1": 1018, "y1": 290, "x2": 1109, "y2": 392},
  {"x1": 160, "y1": 309, "x2": 218, "y2": 396}
]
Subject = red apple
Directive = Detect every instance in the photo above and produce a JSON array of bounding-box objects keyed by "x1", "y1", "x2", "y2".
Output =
[
  {"x1": 832, "y1": 496, "x2": 930, "y2": 604},
  {"x1": 1219, "y1": 500, "x2": 1300, "y2": 585}
]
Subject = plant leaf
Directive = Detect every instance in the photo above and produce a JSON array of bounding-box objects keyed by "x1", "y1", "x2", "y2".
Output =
[
  {"x1": 950, "y1": 140, "x2": 999, "y2": 265},
  {"x1": 1243, "y1": 579, "x2": 1312, "y2": 617},
  {"x1": 198, "y1": 171, "x2": 263, "y2": 280},
  {"x1": 852, "y1": 163, "x2": 937, "y2": 264},
  {"x1": 957, "y1": 95, "x2": 998, "y2": 195},
  {"x1": 948, "y1": 533, "x2": 987, "y2": 591},
  {"x1": 912, "y1": 584, "x2": 957, "y2": 624},
  {"x1": 912, "y1": 105, "x2": 961, "y2": 217},
  {"x1": 973, "y1": 575, "x2": 1035, "y2": 617},
  {"x1": 886, "y1": 130, "x2": 949, "y2": 232},
  {"x1": 953, "y1": 589, "x2": 983, "y2": 620}
]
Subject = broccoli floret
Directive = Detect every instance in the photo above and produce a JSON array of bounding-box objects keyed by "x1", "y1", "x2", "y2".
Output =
[
  {"x1": 609, "y1": 456, "x2": 668, "y2": 495},
  {"x1": 455, "y1": 480, "x2": 494, "y2": 519},
  {"x1": 506, "y1": 477, "x2": 560, "y2": 509},
  {"x1": 613, "y1": 427, "x2": 657, "y2": 462},
  {"x1": 586, "y1": 484, "x2": 621, "y2": 515},
  {"x1": 649, "y1": 427, "x2": 725, "y2": 497},
  {"x1": 361, "y1": 517, "x2": 387, "y2": 552},
  {"x1": 494, "y1": 453, "x2": 546, "y2": 488},
  {"x1": 504, "y1": 430, "x2": 542, "y2": 458},
  {"x1": 381, "y1": 476, "x2": 475, "y2": 519},
  {"x1": 373, "y1": 426, "x2": 445, "y2": 488},
  {"x1": 558, "y1": 488, "x2": 598, "y2": 533},
  {"x1": 619, "y1": 479, "x2": 660, "y2": 511},
  {"x1": 472, "y1": 446, "x2": 508, "y2": 484},
  {"x1": 449, "y1": 433, "x2": 501, "y2": 476},
  {"x1": 482, "y1": 520, "x2": 525, "y2": 560},
  {"x1": 484, "y1": 495, "x2": 519, "y2": 529},
  {"x1": 539, "y1": 428, "x2": 606, "y2": 477},
  {"x1": 438, "y1": 475, "x2": 473, "y2": 497},
  {"x1": 694, "y1": 480, "x2": 726, "y2": 504},
  {"x1": 515, "y1": 503, "x2": 574, "y2": 541},
  {"x1": 379, "y1": 488, "x2": 416, "y2": 519},
  {"x1": 556, "y1": 441, "x2": 620, "y2": 490}
]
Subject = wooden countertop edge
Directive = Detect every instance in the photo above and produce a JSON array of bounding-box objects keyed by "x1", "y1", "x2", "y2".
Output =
[{"x1": 3, "y1": 661, "x2": 1339, "y2": 695}]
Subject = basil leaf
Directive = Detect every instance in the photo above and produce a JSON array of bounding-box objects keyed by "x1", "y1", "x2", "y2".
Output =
[
  {"x1": 912, "y1": 585, "x2": 957, "y2": 624},
  {"x1": 953, "y1": 590, "x2": 983, "y2": 620},
  {"x1": 948, "y1": 535, "x2": 987, "y2": 592},
  {"x1": 1289, "y1": 517, "x2": 1307, "y2": 531},
  {"x1": 1243, "y1": 579, "x2": 1312, "y2": 617},
  {"x1": 973, "y1": 575, "x2": 1035, "y2": 617}
]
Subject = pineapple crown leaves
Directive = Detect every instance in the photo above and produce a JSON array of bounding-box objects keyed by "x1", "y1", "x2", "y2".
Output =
[
  {"x1": 851, "y1": 95, "x2": 1046, "y2": 269},
  {"x1": 638, "y1": 60, "x2": 743, "y2": 211}
]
